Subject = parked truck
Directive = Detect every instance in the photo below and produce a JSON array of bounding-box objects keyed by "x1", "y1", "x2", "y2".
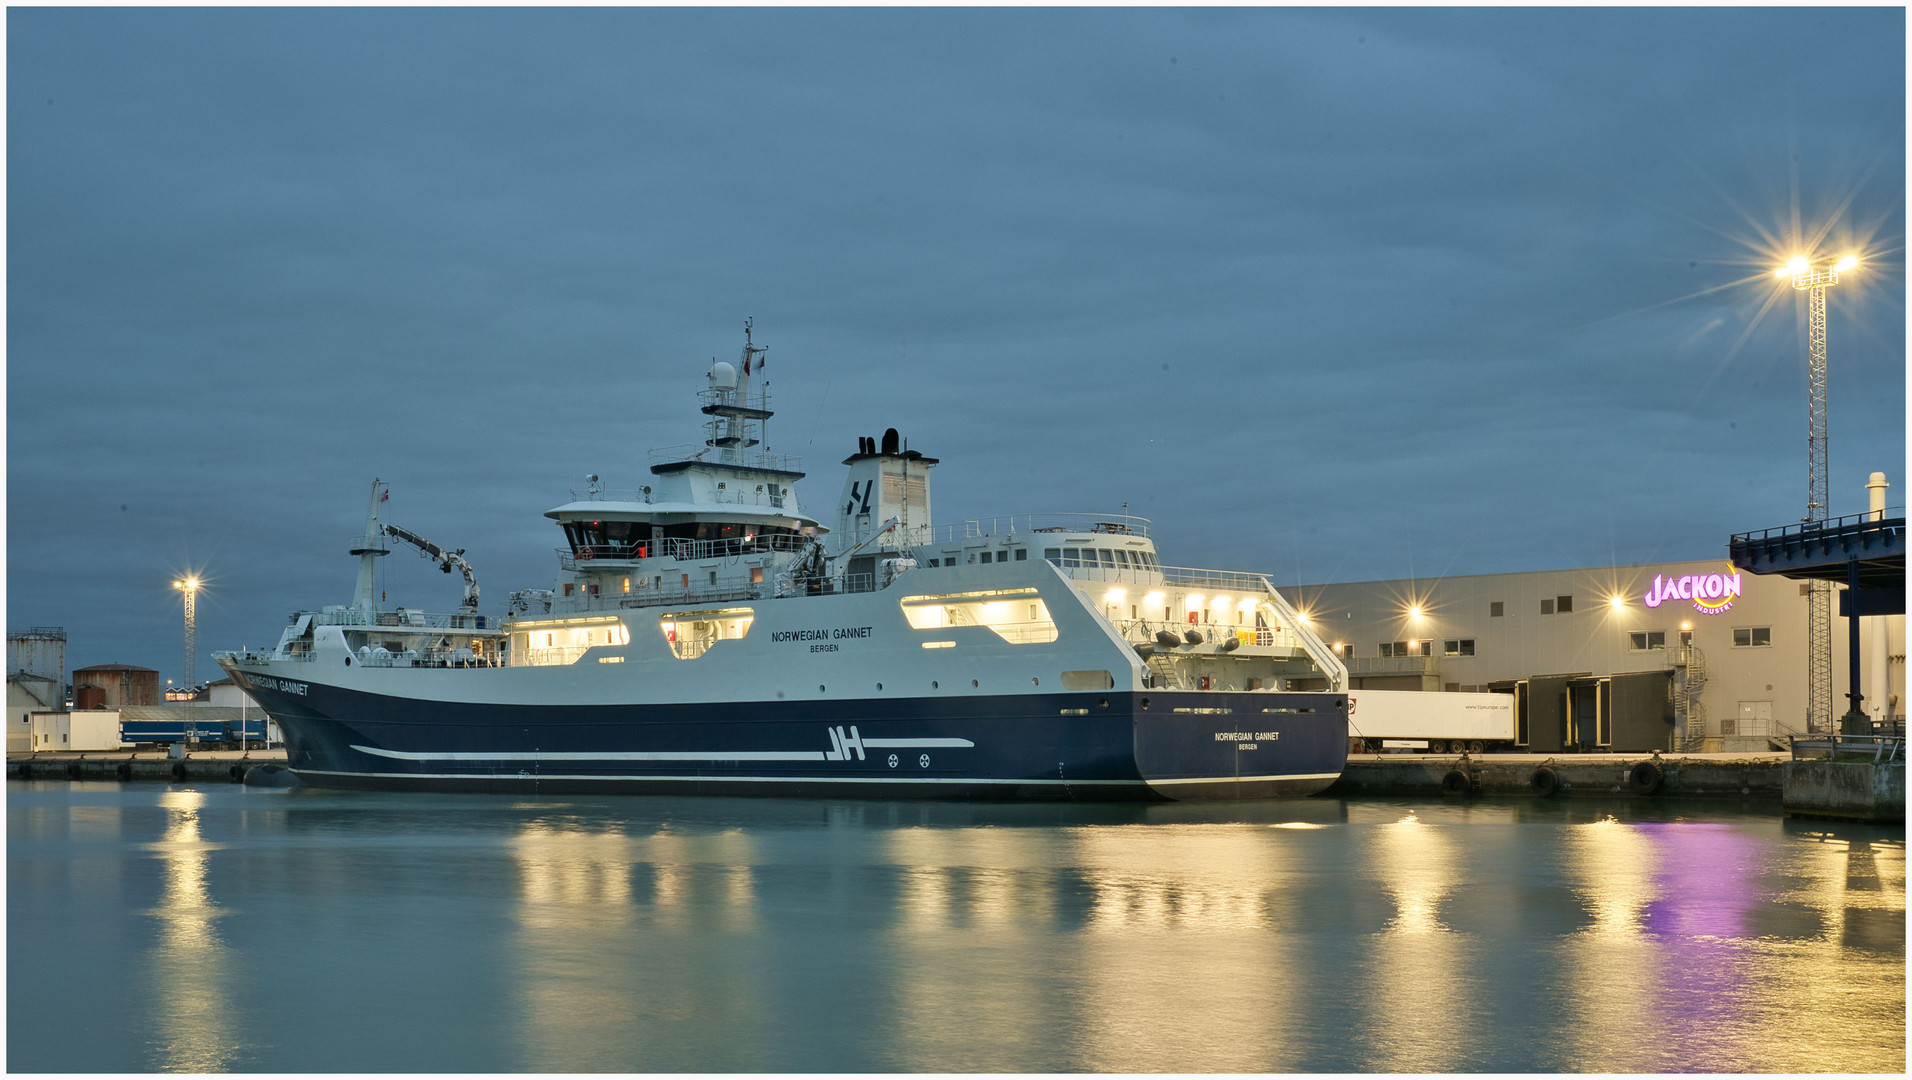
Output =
[{"x1": 1346, "y1": 689, "x2": 1518, "y2": 753}]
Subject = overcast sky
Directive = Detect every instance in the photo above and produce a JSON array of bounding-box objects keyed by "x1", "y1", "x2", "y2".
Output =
[{"x1": 7, "y1": 6, "x2": 1905, "y2": 682}]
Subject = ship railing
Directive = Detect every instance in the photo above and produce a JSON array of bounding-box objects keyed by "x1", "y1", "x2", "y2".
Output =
[
  {"x1": 912, "y1": 513, "x2": 1153, "y2": 546},
  {"x1": 645, "y1": 444, "x2": 803, "y2": 474},
  {"x1": 567, "y1": 487, "x2": 795, "y2": 510},
  {"x1": 288, "y1": 608, "x2": 497, "y2": 631},
  {"x1": 559, "y1": 533, "x2": 811, "y2": 569},
  {"x1": 1158, "y1": 566, "x2": 1284, "y2": 595}
]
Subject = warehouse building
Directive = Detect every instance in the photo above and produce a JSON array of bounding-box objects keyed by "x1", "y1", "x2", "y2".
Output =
[{"x1": 1290, "y1": 558, "x2": 1905, "y2": 753}]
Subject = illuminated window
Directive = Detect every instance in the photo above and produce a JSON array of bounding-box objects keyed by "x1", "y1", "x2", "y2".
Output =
[
  {"x1": 899, "y1": 588, "x2": 1057, "y2": 644},
  {"x1": 658, "y1": 607, "x2": 755, "y2": 660},
  {"x1": 510, "y1": 617, "x2": 630, "y2": 667}
]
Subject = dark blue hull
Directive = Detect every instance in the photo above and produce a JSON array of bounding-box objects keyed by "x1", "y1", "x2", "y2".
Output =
[{"x1": 239, "y1": 675, "x2": 1348, "y2": 801}]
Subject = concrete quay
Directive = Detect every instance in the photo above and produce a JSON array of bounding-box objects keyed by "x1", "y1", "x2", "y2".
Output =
[
  {"x1": 1331, "y1": 751, "x2": 1788, "y2": 802},
  {"x1": 8, "y1": 749, "x2": 288, "y2": 784}
]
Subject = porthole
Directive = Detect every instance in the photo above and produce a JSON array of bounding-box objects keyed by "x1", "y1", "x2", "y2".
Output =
[
  {"x1": 876, "y1": 682, "x2": 883, "y2": 691},
  {"x1": 819, "y1": 684, "x2": 826, "y2": 692},
  {"x1": 972, "y1": 679, "x2": 979, "y2": 688},
  {"x1": 1141, "y1": 697, "x2": 1151, "y2": 710},
  {"x1": 931, "y1": 680, "x2": 939, "y2": 689},
  {"x1": 1031, "y1": 677, "x2": 1039, "y2": 686}
]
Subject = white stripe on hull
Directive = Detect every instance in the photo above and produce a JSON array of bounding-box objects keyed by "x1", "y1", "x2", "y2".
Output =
[{"x1": 349, "y1": 739, "x2": 975, "y2": 763}]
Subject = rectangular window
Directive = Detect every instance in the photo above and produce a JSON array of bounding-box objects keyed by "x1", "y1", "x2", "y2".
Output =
[
  {"x1": 657, "y1": 607, "x2": 753, "y2": 660},
  {"x1": 1490, "y1": 601, "x2": 1504, "y2": 617},
  {"x1": 1015, "y1": 548, "x2": 1028, "y2": 561},
  {"x1": 1556, "y1": 595, "x2": 1573, "y2": 613},
  {"x1": 1062, "y1": 549, "x2": 1081, "y2": 567},
  {"x1": 1044, "y1": 548, "x2": 1062, "y2": 565},
  {"x1": 1540, "y1": 598, "x2": 1554, "y2": 615},
  {"x1": 1443, "y1": 639, "x2": 1475, "y2": 656},
  {"x1": 1733, "y1": 626, "x2": 1772, "y2": 647},
  {"x1": 1629, "y1": 631, "x2": 1666, "y2": 650},
  {"x1": 899, "y1": 587, "x2": 1058, "y2": 644},
  {"x1": 979, "y1": 551, "x2": 992, "y2": 564}
]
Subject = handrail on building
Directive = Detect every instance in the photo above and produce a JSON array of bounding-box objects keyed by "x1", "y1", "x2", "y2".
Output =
[
  {"x1": 1789, "y1": 733, "x2": 1905, "y2": 764},
  {"x1": 1730, "y1": 508, "x2": 1906, "y2": 551}
]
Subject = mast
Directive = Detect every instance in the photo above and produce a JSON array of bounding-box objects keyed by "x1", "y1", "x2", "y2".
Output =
[{"x1": 349, "y1": 479, "x2": 391, "y2": 616}]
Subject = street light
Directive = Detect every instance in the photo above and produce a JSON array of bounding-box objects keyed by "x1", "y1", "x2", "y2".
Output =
[{"x1": 1777, "y1": 254, "x2": 1858, "y2": 732}]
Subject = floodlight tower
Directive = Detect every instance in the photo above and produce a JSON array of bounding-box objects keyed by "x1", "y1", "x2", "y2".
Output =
[
  {"x1": 1780, "y1": 254, "x2": 1858, "y2": 733},
  {"x1": 173, "y1": 576, "x2": 200, "y2": 692}
]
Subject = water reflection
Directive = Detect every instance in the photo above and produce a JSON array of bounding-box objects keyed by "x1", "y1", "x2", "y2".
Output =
[
  {"x1": 1063, "y1": 825, "x2": 1302, "y2": 1072},
  {"x1": 506, "y1": 818, "x2": 765, "y2": 1071},
  {"x1": 145, "y1": 790, "x2": 240, "y2": 1073},
  {"x1": 1352, "y1": 812, "x2": 1476, "y2": 1072},
  {"x1": 882, "y1": 826, "x2": 1067, "y2": 1071}
]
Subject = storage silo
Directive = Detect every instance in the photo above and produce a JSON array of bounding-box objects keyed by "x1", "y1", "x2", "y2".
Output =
[{"x1": 7, "y1": 627, "x2": 67, "y2": 688}]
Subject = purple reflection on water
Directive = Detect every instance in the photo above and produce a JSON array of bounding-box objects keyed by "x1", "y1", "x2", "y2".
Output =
[
  {"x1": 1631, "y1": 822, "x2": 1767, "y2": 1036},
  {"x1": 1636, "y1": 822, "x2": 1762, "y2": 940}
]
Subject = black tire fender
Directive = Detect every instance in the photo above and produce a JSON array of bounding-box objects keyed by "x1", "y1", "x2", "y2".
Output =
[
  {"x1": 1628, "y1": 760, "x2": 1665, "y2": 795},
  {"x1": 1441, "y1": 769, "x2": 1471, "y2": 796},
  {"x1": 1530, "y1": 766, "x2": 1560, "y2": 798}
]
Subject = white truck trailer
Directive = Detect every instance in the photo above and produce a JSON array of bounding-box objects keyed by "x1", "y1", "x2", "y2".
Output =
[{"x1": 1346, "y1": 689, "x2": 1518, "y2": 753}]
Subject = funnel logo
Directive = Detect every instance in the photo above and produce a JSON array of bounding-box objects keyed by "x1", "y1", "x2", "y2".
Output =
[{"x1": 1643, "y1": 567, "x2": 1741, "y2": 615}]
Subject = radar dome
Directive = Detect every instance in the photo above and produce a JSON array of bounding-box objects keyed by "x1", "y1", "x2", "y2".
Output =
[{"x1": 708, "y1": 361, "x2": 737, "y2": 389}]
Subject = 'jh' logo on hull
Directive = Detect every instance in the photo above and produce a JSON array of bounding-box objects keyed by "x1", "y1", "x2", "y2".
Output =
[{"x1": 823, "y1": 725, "x2": 865, "y2": 761}]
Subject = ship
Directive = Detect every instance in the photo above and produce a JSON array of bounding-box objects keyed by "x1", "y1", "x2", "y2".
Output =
[{"x1": 215, "y1": 321, "x2": 1352, "y2": 799}]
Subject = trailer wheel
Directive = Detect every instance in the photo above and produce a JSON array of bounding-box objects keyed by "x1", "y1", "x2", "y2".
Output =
[
  {"x1": 1468, "y1": 741, "x2": 1485, "y2": 754},
  {"x1": 1441, "y1": 769, "x2": 1470, "y2": 796},
  {"x1": 1628, "y1": 760, "x2": 1665, "y2": 796},
  {"x1": 1530, "y1": 766, "x2": 1560, "y2": 798}
]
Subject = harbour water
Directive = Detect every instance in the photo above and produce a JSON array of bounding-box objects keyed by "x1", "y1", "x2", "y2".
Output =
[{"x1": 7, "y1": 782, "x2": 1904, "y2": 1073}]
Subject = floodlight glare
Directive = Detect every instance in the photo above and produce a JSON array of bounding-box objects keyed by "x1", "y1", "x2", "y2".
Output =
[{"x1": 1835, "y1": 255, "x2": 1858, "y2": 272}]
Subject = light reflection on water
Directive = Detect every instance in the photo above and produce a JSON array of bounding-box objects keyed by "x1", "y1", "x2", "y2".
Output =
[
  {"x1": 145, "y1": 790, "x2": 244, "y2": 1073},
  {"x1": 6, "y1": 786, "x2": 1903, "y2": 1073}
]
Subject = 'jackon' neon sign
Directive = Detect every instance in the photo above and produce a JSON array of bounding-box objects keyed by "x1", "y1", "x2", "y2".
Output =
[{"x1": 1643, "y1": 568, "x2": 1741, "y2": 615}]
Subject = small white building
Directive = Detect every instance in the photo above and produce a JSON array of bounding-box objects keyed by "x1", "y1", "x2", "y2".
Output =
[{"x1": 27, "y1": 709, "x2": 124, "y2": 752}]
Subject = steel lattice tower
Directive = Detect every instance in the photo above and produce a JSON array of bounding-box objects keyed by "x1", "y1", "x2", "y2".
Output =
[
  {"x1": 174, "y1": 578, "x2": 199, "y2": 691},
  {"x1": 1788, "y1": 259, "x2": 1845, "y2": 733}
]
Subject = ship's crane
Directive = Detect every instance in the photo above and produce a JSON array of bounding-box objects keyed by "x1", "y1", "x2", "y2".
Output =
[{"x1": 379, "y1": 523, "x2": 480, "y2": 614}]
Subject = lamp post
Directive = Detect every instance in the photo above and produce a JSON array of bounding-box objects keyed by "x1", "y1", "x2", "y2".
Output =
[{"x1": 1778, "y1": 254, "x2": 1858, "y2": 733}]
